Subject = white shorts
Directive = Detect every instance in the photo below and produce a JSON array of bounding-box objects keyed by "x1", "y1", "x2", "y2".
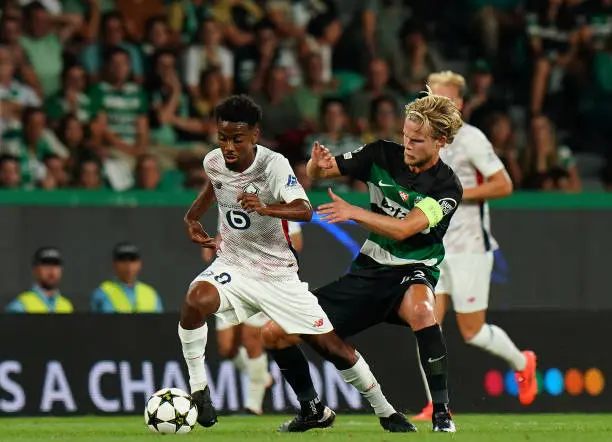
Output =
[
  {"x1": 215, "y1": 312, "x2": 270, "y2": 331},
  {"x1": 436, "y1": 252, "x2": 494, "y2": 313},
  {"x1": 191, "y1": 261, "x2": 333, "y2": 335}
]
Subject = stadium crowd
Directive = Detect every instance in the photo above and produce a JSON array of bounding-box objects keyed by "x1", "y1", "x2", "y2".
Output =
[{"x1": 0, "y1": 0, "x2": 610, "y2": 192}]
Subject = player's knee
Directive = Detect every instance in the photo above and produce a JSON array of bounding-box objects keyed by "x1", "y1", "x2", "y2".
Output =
[
  {"x1": 407, "y1": 300, "x2": 436, "y2": 329},
  {"x1": 185, "y1": 282, "x2": 220, "y2": 315},
  {"x1": 261, "y1": 322, "x2": 290, "y2": 349}
]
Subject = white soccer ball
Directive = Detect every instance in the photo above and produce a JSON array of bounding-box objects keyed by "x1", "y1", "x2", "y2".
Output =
[{"x1": 145, "y1": 388, "x2": 198, "y2": 434}]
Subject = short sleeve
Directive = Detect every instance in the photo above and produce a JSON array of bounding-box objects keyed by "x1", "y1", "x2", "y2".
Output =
[
  {"x1": 219, "y1": 47, "x2": 234, "y2": 78},
  {"x1": 155, "y1": 292, "x2": 164, "y2": 313},
  {"x1": 22, "y1": 86, "x2": 41, "y2": 107},
  {"x1": 430, "y1": 173, "x2": 463, "y2": 224},
  {"x1": 128, "y1": 45, "x2": 144, "y2": 77},
  {"x1": 185, "y1": 46, "x2": 201, "y2": 86},
  {"x1": 288, "y1": 221, "x2": 302, "y2": 235},
  {"x1": 334, "y1": 142, "x2": 378, "y2": 182},
  {"x1": 4, "y1": 299, "x2": 26, "y2": 313},
  {"x1": 268, "y1": 156, "x2": 309, "y2": 204},
  {"x1": 90, "y1": 288, "x2": 105, "y2": 313},
  {"x1": 80, "y1": 44, "x2": 99, "y2": 74},
  {"x1": 465, "y1": 129, "x2": 505, "y2": 178}
]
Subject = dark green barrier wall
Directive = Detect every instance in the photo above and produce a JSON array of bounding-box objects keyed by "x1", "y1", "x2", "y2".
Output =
[{"x1": 1, "y1": 191, "x2": 611, "y2": 310}]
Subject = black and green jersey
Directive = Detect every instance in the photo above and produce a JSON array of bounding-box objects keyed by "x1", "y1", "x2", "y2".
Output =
[{"x1": 335, "y1": 140, "x2": 463, "y2": 279}]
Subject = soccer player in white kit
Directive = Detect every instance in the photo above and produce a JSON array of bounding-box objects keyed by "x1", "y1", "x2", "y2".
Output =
[
  {"x1": 413, "y1": 72, "x2": 537, "y2": 421},
  {"x1": 178, "y1": 95, "x2": 406, "y2": 431},
  {"x1": 202, "y1": 222, "x2": 303, "y2": 415}
]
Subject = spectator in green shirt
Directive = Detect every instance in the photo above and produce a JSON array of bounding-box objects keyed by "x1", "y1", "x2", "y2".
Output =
[
  {"x1": 19, "y1": 1, "x2": 81, "y2": 97},
  {"x1": 44, "y1": 65, "x2": 94, "y2": 127},
  {"x1": 74, "y1": 156, "x2": 103, "y2": 189},
  {"x1": 294, "y1": 52, "x2": 336, "y2": 131},
  {"x1": 89, "y1": 46, "x2": 150, "y2": 163},
  {"x1": 134, "y1": 154, "x2": 162, "y2": 190},
  {"x1": 147, "y1": 49, "x2": 204, "y2": 148},
  {"x1": 0, "y1": 154, "x2": 21, "y2": 189},
  {"x1": 80, "y1": 12, "x2": 144, "y2": 84},
  {"x1": 0, "y1": 107, "x2": 56, "y2": 188}
]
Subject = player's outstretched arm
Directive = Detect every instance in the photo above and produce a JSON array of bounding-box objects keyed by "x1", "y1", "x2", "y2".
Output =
[
  {"x1": 306, "y1": 141, "x2": 342, "y2": 180},
  {"x1": 238, "y1": 193, "x2": 313, "y2": 223},
  {"x1": 463, "y1": 169, "x2": 513, "y2": 201},
  {"x1": 184, "y1": 180, "x2": 218, "y2": 248},
  {"x1": 318, "y1": 189, "x2": 436, "y2": 241}
]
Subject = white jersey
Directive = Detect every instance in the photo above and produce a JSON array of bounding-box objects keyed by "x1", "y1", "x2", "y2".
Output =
[
  {"x1": 439, "y1": 123, "x2": 505, "y2": 254},
  {"x1": 204, "y1": 145, "x2": 308, "y2": 280}
]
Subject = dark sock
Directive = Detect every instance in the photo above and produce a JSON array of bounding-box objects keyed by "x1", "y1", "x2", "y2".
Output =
[
  {"x1": 415, "y1": 325, "x2": 449, "y2": 408},
  {"x1": 268, "y1": 346, "x2": 321, "y2": 415}
]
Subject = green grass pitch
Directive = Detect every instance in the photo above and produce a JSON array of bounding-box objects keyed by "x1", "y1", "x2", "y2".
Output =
[{"x1": 3, "y1": 414, "x2": 612, "y2": 441}]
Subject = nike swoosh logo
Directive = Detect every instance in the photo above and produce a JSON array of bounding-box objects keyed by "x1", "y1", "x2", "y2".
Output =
[
  {"x1": 428, "y1": 355, "x2": 445, "y2": 363},
  {"x1": 378, "y1": 180, "x2": 393, "y2": 187}
]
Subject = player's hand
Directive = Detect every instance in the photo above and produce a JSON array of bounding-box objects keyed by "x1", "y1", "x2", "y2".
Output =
[
  {"x1": 311, "y1": 141, "x2": 334, "y2": 170},
  {"x1": 237, "y1": 193, "x2": 268, "y2": 215},
  {"x1": 184, "y1": 219, "x2": 217, "y2": 248},
  {"x1": 317, "y1": 188, "x2": 356, "y2": 223}
]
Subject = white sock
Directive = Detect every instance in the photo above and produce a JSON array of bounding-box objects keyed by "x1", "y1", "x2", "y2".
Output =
[
  {"x1": 468, "y1": 323, "x2": 526, "y2": 371},
  {"x1": 232, "y1": 346, "x2": 248, "y2": 373},
  {"x1": 244, "y1": 353, "x2": 270, "y2": 413},
  {"x1": 339, "y1": 354, "x2": 396, "y2": 418},
  {"x1": 416, "y1": 343, "x2": 433, "y2": 403},
  {"x1": 178, "y1": 323, "x2": 209, "y2": 393}
]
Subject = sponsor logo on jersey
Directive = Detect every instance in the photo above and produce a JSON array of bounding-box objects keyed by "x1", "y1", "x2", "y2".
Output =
[
  {"x1": 243, "y1": 183, "x2": 259, "y2": 194},
  {"x1": 414, "y1": 195, "x2": 424, "y2": 204},
  {"x1": 438, "y1": 198, "x2": 457, "y2": 215},
  {"x1": 399, "y1": 191, "x2": 409, "y2": 202},
  {"x1": 286, "y1": 175, "x2": 298, "y2": 187},
  {"x1": 313, "y1": 318, "x2": 325, "y2": 328}
]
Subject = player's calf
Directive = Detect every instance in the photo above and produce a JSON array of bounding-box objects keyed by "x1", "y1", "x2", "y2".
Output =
[
  {"x1": 302, "y1": 333, "x2": 398, "y2": 419},
  {"x1": 399, "y1": 286, "x2": 452, "y2": 419},
  {"x1": 179, "y1": 282, "x2": 222, "y2": 428}
]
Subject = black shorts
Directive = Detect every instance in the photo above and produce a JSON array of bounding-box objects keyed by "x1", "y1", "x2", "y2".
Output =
[{"x1": 313, "y1": 262, "x2": 437, "y2": 339}]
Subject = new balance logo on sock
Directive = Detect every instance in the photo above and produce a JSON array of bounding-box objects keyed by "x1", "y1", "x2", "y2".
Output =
[{"x1": 428, "y1": 355, "x2": 445, "y2": 363}]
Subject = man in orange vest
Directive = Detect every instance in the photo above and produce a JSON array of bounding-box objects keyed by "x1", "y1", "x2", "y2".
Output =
[
  {"x1": 91, "y1": 242, "x2": 163, "y2": 313},
  {"x1": 5, "y1": 247, "x2": 74, "y2": 313}
]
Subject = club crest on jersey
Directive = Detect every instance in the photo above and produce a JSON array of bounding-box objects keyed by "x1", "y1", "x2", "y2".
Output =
[
  {"x1": 243, "y1": 183, "x2": 259, "y2": 194},
  {"x1": 214, "y1": 181, "x2": 222, "y2": 189},
  {"x1": 399, "y1": 191, "x2": 409, "y2": 202}
]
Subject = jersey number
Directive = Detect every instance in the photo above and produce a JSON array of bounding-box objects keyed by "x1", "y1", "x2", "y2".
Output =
[
  {"x1": 214, "y1": 272, "x2": 231, "y2": 284},
  {"x1": 226, "y1": 210, "x2": 251, "y2": 230}
]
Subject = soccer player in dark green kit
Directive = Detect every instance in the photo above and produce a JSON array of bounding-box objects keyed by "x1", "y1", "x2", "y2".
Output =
[{"x1": 263, "y1": 90, "x2": 464, "y2": 433}]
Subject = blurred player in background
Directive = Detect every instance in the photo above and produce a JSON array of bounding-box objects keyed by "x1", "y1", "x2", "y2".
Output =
[
  {"x1": 179, "y1": 95, "x2": 408, "y2": 432},
  {"x1": 201, "y1": 221, "x2": 303, "y2": 415},
  {"x1": 412, "y1": 71, "x2": 537, "y2": 421},
  {"x1": 263, "y1": 90, "x2": 465, "y2": 433}
]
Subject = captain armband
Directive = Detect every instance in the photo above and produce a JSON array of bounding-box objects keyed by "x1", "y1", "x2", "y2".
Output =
[{"x1": 415, "y1": 197, "x2": 444, "y2": 228}]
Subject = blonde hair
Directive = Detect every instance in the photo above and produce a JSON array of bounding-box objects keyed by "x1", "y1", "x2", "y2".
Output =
[
  {"x1": 427, "y1": 71, "x2": 467, "y2": 96},
  {"x1": 404, "y1": 86, "x2": 463, "y2": 144}
]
